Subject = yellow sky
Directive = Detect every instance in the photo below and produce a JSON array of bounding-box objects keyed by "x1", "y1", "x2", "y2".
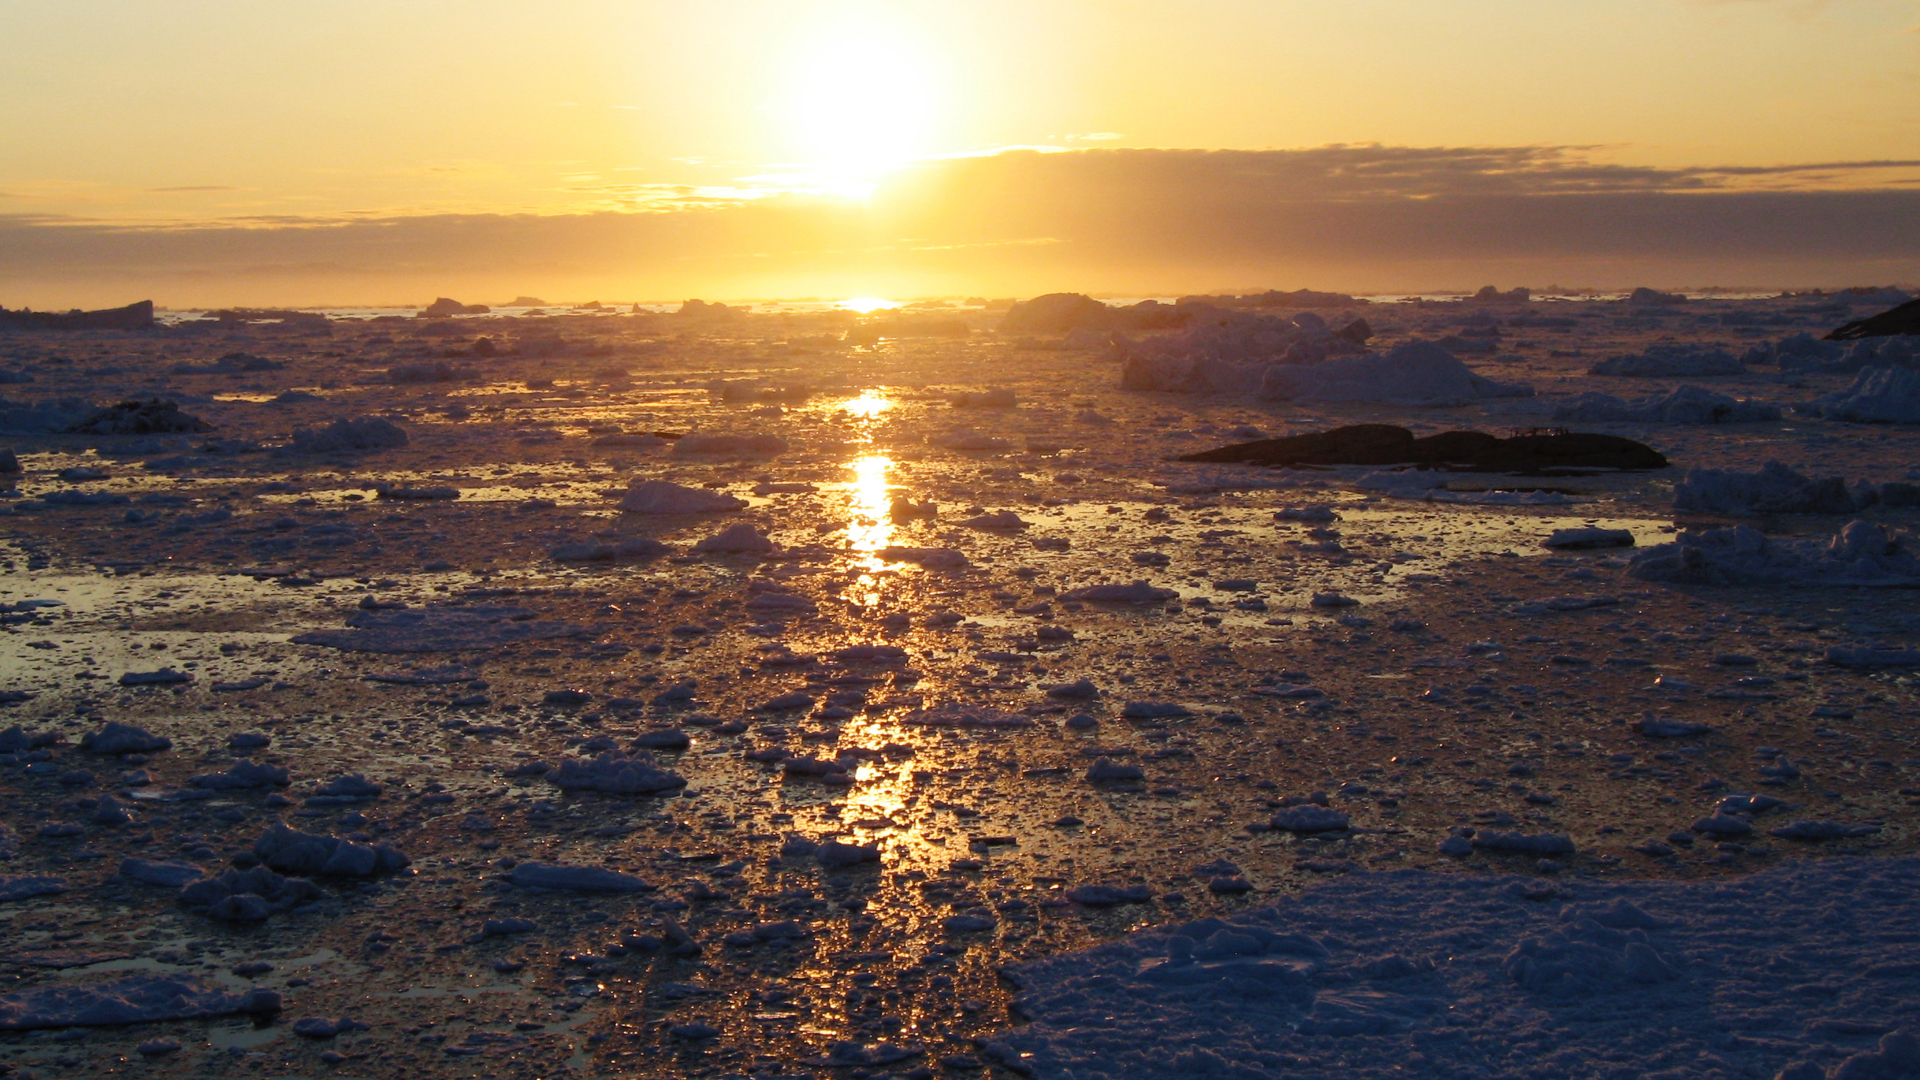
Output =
[
  {"x1": 4, "y1": 1, "x2": 1920, "y2": 306},
  {"x1": 4, "y1": 0, "x2": 1918, "y2": 225}
]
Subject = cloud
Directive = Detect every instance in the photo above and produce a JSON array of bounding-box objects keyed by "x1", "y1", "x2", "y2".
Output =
[
  {"x1": 3, "y1": 145, "x2": 1918, "y2": 306},
  {"x1": 147, "y1": 185, "x2": 238, "y2": 193}
]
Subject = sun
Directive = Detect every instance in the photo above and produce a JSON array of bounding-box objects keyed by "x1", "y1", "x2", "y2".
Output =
[{"x1": 785, "y1": 16, "x2": 941, "y2": 183}]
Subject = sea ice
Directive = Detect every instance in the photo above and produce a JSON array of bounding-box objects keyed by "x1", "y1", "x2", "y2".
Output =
[
  {"x1": 1588, "y1": 344, "x2": 1743, "y2": 377},
  {"x1": 0, "y1": 977, "x2": 279, "y2": 1030},
  {"x1": 1553, "y1": 384, "x2": 1781, "y2": 424},
  {"x1": 617, "y1": 480, "x2": 748, "y2": 514},
  {"x1": 548, "y1": 751, "x2": 687, "y2": 794},
  {"x1": 1629, "y1": 521, "x2": 1920, "y2": 587},
  {"x1": 670, "y1": 432, "x2": 788, "y2": 457},
  {"x1": 286, "y1": 416, "x2": 407, "y2": 453},
  {"x1": 1798, "y1": 367, "x2": 1920, "y2": 424},
  {"x1": 982, "y1": 858, "x2": 1920, "y2": 1080},
  {"x1": 1259, "y1": 342, "x2": 1532, "y2": 406},
  {"x1": 508, "y1": 862, "x2": 653, "y2": 892},
  {"x1": 1061, "y1": 581, "x2": 1178, "y2": 603},
  {"x1": 292, "y1": 605, "x2": 592, "y2": 653},
  {"x1": 1675, "y1": 461, "x2": 1865, "y2": 514},
  {"x1": 693, "y1": 523, "x2": 776, "y2": 554}
]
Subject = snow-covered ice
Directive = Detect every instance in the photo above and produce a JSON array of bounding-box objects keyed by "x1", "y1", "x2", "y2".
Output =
[
  {"x1": 1629, "y1": 521, "x2": 1920, "y2": 587},
  {"x1": 1553, "y1": 384, "x2": 1782, "y2": 424},
  {"x1": 984, "y1": 859, "x2": 1920, "y2": 1080},
  {"x1": 1798, "y1": 367, "x2": 1920, "y2": 424}
]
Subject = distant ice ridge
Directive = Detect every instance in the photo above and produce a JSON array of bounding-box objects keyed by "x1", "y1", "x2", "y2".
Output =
[
  {"x1": 1588, "y1": 343, "x2": 1743, "y2": 377},
  {"x1": 978, "y1": 858, "x2": 1920, "y2": 1080},
  {"x1": 1121, "y1": 337, "x2": 1530, "y2": 406},
  {"x1": 1116, "y1": 310, "x2": 1370, "y2": 395},
  {"x1": 1629, "y1": 520, "x2": 1920, "y2": 587},
  {"x1": 1550, "y1": 384, "x2": 1780, "y2": 424}
]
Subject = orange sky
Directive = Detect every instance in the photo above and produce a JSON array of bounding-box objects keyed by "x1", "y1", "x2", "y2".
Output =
[{"x1": 4, "y1": 1, "x2": 1918, "y2": 305}]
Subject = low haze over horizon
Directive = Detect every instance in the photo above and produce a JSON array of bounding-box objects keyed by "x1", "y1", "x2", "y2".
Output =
[{"x1": 5, "y1": 0, "x2": 1920, "y2": 306}]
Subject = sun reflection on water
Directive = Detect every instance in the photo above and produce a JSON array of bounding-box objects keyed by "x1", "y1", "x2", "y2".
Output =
[
  {"x1": 846, "y1": 453, "x2": 895, "y2": 568},
  {"x1": 840, "y1": 388, "x2": 894, "y2": 420}
]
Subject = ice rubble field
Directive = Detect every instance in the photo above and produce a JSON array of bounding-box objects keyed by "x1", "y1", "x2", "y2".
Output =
[
  {"x1": 0, "y1": 289, "x2": 1918, "y2": 1078},
  {"x1": 986, "y1": 857, "x2": 1920, "y2": 1080}
]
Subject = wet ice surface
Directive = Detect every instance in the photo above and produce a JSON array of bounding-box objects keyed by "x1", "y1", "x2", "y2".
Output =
[{"x1": 0, "y1": 297, "x2": 1916, "y2": 1078}]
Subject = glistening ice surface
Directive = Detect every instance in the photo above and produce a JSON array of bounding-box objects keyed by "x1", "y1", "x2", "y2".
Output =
[{"x1": 0, "y1": 294, "x2": 1917, "y2": 1079}]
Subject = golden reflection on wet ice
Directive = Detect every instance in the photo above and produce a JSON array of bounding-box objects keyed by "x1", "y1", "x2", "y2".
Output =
[
  {"x1": 846, "y1": 454, "x2": 896, "y2": 583},
  {"x1": 840, "y1": 388, "x2": 894, "y2": 420},
  {"x1": 838, "y1": 388, "x2": 904, "y2": 582},
  {"x1": 843, "y1": 723, "x2": 914, "y2": 835}
]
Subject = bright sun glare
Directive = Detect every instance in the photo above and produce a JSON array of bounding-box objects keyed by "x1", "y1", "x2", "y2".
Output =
[
  {"x1": 838, "y1": 297, "x2": 900, "y2": 315},
  {"x1": 840, "y1": 388, "x2": 895, "y2": 417},
  {"x1": 787, "y1": 15, "x2": 939, "y2": 186}
]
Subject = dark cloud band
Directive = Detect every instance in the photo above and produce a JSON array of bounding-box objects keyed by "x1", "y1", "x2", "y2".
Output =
[{"x1": 3, "y1": 146, "x2": 1917, "y2": 304}]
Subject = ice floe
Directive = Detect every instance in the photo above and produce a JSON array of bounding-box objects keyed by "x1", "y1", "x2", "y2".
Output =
[{"x1": 1630, "y1": 521, "x2": 1920, "y2": 587}]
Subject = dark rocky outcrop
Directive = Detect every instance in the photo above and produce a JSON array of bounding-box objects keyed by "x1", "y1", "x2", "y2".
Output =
[
  {"x1": 1828, "y1": 298, "x2": 1920, "y2": 341},
  {"x1": 1179, "y1": 424, "x2": 1668, "y2": 475}
]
